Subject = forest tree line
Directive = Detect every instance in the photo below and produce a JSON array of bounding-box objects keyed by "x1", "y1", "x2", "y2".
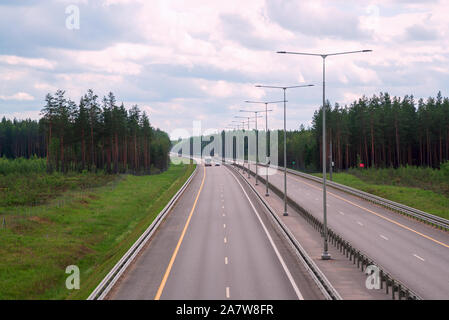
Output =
[
  {"x1": 0, "y1": 89, "x2": 171, "y2": 174},
  {"x1": 279, "y1": 91, "x2": 449, "y2": 171}
]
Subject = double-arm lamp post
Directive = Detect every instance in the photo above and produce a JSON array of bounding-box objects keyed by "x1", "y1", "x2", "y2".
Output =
[
  {"x1": 277, "y1": 49, "x2": 372, "y2": 260},
  {"x1": 234, "y1": 115, "x2": 262, "y2": 178},
  {"x1": 255, "y1": 84, "x2": 314, "y2": 217},
  {"x1": 234, "y1": 116, "x2": 252, "y2": 178},
  {"x1": 244, "y1": 100, "x2": 282, "y2": 196},
  {"x1": 240, "y1": 107, "x2": 274, "y2": 188}
]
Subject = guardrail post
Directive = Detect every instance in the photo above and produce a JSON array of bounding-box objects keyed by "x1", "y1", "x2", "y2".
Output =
[
  {"x1": 392, "y1": 281, "x2": 395, "y2": 300},
  {"x1": 379, "y1": 270, "x2": 383, "y2": 289}
]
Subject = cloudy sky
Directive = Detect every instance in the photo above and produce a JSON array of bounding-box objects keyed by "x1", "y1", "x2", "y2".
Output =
[{"x1": 1, "y1": 0, "x2": 448, "y2": 138}]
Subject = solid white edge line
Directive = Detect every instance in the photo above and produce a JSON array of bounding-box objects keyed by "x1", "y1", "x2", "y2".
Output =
[{"x1": 225, "y1": 166, "x2": 304, "y2": 300}]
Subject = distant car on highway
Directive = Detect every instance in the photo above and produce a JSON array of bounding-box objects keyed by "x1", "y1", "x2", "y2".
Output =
[{"x1": 204, "y1": 156, "x2": 212, "y2": 166}]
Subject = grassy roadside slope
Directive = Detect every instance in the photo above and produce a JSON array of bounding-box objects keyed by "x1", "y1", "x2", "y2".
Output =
[
  {"x1": 313, "y1": 172, "x2": 449, "y2": 219},
  {"x1": 0, "y1": 162, "x2": 195, "y2": 300}
]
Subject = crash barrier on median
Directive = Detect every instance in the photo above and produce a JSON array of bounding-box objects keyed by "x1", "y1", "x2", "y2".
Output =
[
  {"x1": 232, "y1": 161, "x2": 422, "y2": 300},
  {"x1": 227, "y1": 164, "x2": 342, "y2": 300}
]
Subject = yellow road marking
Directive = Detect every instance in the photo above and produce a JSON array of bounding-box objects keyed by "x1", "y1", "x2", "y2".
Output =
[
  {"x1": 154, "y1": 165, "x2": 206, "y2": 300},
  {"x1": 288, "y1": 174, "x2": 449, "y2": 250}
]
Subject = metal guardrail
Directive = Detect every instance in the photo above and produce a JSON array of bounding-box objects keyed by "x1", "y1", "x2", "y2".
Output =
[
  {"x1": 227, "y1": 163, "x2": 342, "y2": 300},
  {"x1": 283, "y1": 167, "x2": 449, "y2": 231},
  {"x1": 230, "y1": 158, "x2": 449, "y2": 231},
  {"x1": 87, "y1": 161, "x2": 198, "y2": 300},
  {"x1": 232, "y1": 161, "x2": 422, "y2": 300}
]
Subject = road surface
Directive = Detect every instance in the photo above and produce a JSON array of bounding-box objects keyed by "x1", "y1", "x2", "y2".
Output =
[
  {"x1": 109, "y1": 164, "x2": 323, "y2": 300},
  {"x1": 244, "y1": 163, "x2": 449, "y2": 299}
]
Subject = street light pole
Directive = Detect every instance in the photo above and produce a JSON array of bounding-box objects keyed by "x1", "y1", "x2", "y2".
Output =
[
  {"x1": 244, "y1": 100, "x2": 280, "y2": 196},
  {"x1": 235, "y1": 116, "x2": 253, "y2": 178},
  {"x1": 239, "y1": 111, "x2": 264, "y2": 185},
  {"x1": 283, "y1": 88, "x2": 287, "y2": 216},
  {"x1": 265, "y1": 103, "x2": 268, "y2": 193},
  {"x1": 256, "y1": 84, "x2": 314, "y2": 216},
  {"x1": 277, "y1": 49, "x2": 372, "y2": 260},
  {"x1": 255, "y1": 111, "x2": 259, "y2": 185},
  {"x1": 321, "y1": 55, "x2": 329, "y2": 259},
  {"x1": 232, "y1": 119, "x2": 247, "y2": 172},
  {"x1": 229, "y1": 125, "x2": 239, "y2": 164}
]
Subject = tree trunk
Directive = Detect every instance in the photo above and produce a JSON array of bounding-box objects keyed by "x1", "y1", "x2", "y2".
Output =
[
  {"x1": 47, "y1": 122, "x2": 52, "y2": 171},
  {"x1": 370, "y1": 121, "x2": 375, "y2": 167},
  {"x1": 81, "y1": 127, "x2": 86, "y2": 170},
  {"x1": 346, "y1": 143, "x2": 349, "y2": 169},
  {"x1": 134, "y1": 134, "x2": 138, "y2": 172},
  {"x1": 60, "y1": 135, "x2": 65, "y2": 173},
  {"x1": 395, "y1": 118, "x2": 400, "y2": 167},
  {"x1": 90, "y1": 125, "x2": 95, "y2": 169},
  {"x1": 426, "y1": 129, "x2": 431, "y2": 167}
]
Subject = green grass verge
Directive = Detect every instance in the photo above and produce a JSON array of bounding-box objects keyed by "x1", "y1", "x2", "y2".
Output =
[
  {"x1": 313, "y1": 172, "x2": 449, "y2": 219},
  {"x1": 0, "y1": 162, "x2": 195, "y2": 300},
  {"x1": 0, "y1": 171, "x2": 117, "y2": 207}
]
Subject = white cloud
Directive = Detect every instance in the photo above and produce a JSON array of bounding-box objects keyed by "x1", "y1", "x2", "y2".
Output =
[
  {"x1": 0, "y1": 55, "x2": 55, "y2": 69},
  {"x1": 2, "y1": 0, "x2": 449, "y2": 134},
  {"x1": 0, "y1": 92, "x2": 34, "y2": 101}
]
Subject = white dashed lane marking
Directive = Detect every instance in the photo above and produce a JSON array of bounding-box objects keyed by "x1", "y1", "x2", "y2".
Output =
[
  {"x1": 413, "y1": 254, "x2": 425, "y2": 262},
  {"x1": 380, "y1": 235, "x2": 389, "y2": 241}
]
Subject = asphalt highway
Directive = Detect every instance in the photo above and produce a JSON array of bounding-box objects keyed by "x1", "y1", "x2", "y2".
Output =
[
  {"x1": 245, "y1": 163, "x2": 449, "y2": 299},
  {"x1": 109, "y1": 164, "x2": 323, "y2": 300}
]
